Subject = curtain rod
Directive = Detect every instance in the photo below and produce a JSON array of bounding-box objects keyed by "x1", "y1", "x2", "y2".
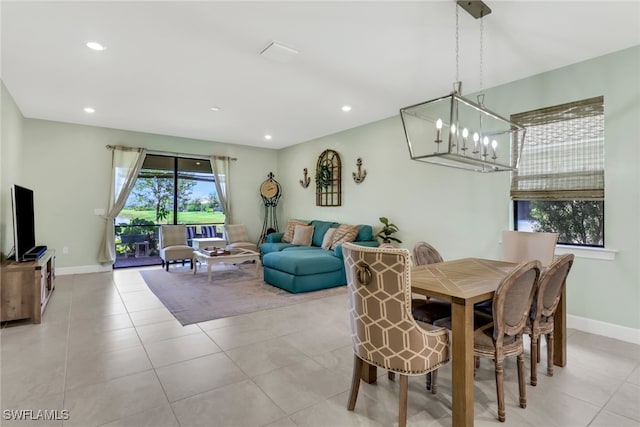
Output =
[{"x1": 105, "y1": 145, "x2": 237, "y2": 161}]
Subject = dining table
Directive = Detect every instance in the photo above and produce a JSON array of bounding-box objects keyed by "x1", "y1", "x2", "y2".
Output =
[{"x1": 360, "y1": 257, "x2": 567, "y2": 427}]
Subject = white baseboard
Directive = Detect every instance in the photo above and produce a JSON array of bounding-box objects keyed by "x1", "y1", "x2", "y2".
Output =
[
  {"x1": 568, "y1": 314, "x2": 640, "y2": 345},
  {"x1": 56, "y1": 264, "x2": 113, "y2": 275}
]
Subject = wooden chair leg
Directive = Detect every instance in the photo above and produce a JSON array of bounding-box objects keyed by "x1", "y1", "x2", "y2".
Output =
[
  {"x1": 546, "y1": 332, "x2": 554, "y2": 376},
  {"x1": 398, "y1": 374, "x2": 408, "y2": 427},
  {"x1": 537, "y1": 337, "x2": 541, "y2": 363},
  {"x1": 166, "y1": 261, "x2": 169, "y2": 272},
  {"x1": 348, "y1": 355, "x2": 363, "y2": 411},
  {"x1": 530, "y1": 334, "x2": 538, "y2": 386},
  {"x1": 426, "y1": 372, "x2": 431, "y2": 390},
  {"x1": 430, "y1": 369, "x2": 438, "y2": 394},
  {"x1": 388, "y1": 371, "x2": 396, "y2": 381},
  {"x1": 494, "y1": 359, "x2": 506, "y2": 422},
  {"x1": 517, "y1": 353, "x2": 527, "y2": 409}
]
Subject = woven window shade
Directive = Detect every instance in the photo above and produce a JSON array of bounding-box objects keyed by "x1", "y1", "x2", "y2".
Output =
[{"x1": 510, "y1": 96, "x2": 604, "y2": 201}]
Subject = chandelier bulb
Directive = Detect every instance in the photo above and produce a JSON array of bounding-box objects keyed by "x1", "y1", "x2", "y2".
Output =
[
  {"x1": 483, "y1": 136, "x2": 489, "y2": 146},
  {"x1": 462, "y1": 128, "x2": 469, "y2": 138},
  {"x1": 436, "y1": 119, "x2": 443, "y2": 130},
  {"x1": 450, "y1": 124, "x2": 456, "y2": 134}
]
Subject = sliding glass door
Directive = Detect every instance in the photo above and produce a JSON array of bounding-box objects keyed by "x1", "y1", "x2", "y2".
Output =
[{"x1": 114, "y1": 154, "x2": 224, "y2": 268}]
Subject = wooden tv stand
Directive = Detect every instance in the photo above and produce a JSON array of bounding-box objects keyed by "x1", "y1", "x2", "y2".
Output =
[{"x1": 1, "y1": 249, "x2": 55, "y2": 323}]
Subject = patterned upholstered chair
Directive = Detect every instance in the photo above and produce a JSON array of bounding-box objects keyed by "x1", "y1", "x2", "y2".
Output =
[
  {"x1": 524, "y1": 254, "x2": 574, "y2": 385},
  {"x1": 223, "y1": 224, "x2": 257, "y2": 251},
  {"x1": 159, "y1": 225, "x2": 194, "y2": 272},
  {"x1": 342, "y1": 243, "x2": 450, "y2": 427}
]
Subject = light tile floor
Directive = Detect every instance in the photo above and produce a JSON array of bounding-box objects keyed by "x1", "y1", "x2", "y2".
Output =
[{"x1": 1, "y1": 267, "x2": 639, "y2": 427}]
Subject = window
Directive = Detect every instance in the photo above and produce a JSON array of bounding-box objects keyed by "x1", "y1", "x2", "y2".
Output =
[{"x1": 511, "y1": 97, "x2": 604, "y2": 247}]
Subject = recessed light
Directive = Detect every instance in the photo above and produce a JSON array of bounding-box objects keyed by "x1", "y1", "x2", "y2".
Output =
[
  {"x1": 341, "y1": 105, "x2": 352, "y2": 112},
  {"x1": 84, "y1": 107, "x2": 95, "y2": 113},
  {"x1": 264, "y1": 134, "x2": 272, "y2": 140},
  {"x1": 210, "y1": 106, "x2": 221, "y2": 111},
  {"x1": 86, "y1": 42, "x2": 106, "y2": 51}
]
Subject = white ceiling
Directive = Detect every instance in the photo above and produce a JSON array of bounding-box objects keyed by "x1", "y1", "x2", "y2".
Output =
[{"x1": 2, "y1": 1, "x2": 639, "y2": 149}]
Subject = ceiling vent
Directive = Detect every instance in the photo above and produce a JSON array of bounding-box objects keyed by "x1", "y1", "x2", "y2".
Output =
[{"x1": 260, "y1": 41, "x2": 299, "y2": 63}]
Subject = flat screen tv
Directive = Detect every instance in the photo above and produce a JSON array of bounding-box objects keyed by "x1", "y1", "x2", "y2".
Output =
[{"x1": 11, "y1": 184, "x2": 36, "y2": 262}]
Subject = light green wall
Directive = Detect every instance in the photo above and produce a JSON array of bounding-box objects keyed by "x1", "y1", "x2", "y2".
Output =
[
  {"x1": 1, "y1": 82, "x2": 25, "y2": 256},
  {"x1": 20, "y1": 119, "x2": 278, "y2": 269},
  {"x1": 3, "y1": 47, "x2": 638, "y2": 330},
  {"x1": 278, "y1": 46, "x2": 640, "y2": 330}
]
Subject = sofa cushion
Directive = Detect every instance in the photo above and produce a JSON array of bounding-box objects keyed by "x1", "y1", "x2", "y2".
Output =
[
  {"x1": 263, "y1": 267, "x2": 346, "y2": 294},
  {"x1": 356, "y1": 225, "x2": 374, "y2": 242},
  {"x1": 281, "y1": 246, "x2": 326, "y2": 252},
  {"x1": 266, "y1": 232, "x2": 284, "y2": 243},
  {"x1": 330, "y1": 224, "x2": 359, "y2": 249},
  {"x1": 321, "y1": 228, "x2": 337, "y2": 250},
  {"x1": 310, "y1": 220, "x2": 339, "y2": 247},
  {"x1": 260, "y1": 242, "x2": 294, "y2": 254},
  {"x1": 282, "y1": 219, "x2": 309, "y2": 243},
  {"x1": 291, "y1": 225, "x2": 314, "y2": 246},
  {"x1": 263, "y1": 250, "x2": 342, "y2": 275}
]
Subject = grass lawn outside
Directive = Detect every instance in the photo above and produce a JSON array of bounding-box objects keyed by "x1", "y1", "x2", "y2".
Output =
[{"x1": 119, "y1": 209, "x2": 225, "y2": 225}]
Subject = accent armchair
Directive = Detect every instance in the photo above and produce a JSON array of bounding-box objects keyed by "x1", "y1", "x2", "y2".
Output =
[{"x1": 159, "y1": 225, "x2": 195, "y2": 271}]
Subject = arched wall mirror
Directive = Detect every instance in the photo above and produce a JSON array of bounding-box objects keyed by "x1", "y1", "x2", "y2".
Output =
[{"x1": 315, "y1": 149, "x2": 342, "y2": 206}]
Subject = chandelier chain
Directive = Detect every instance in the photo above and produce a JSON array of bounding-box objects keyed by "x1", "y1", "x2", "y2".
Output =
[
  {"x1": 455, "y1": 4, "x2": 459, "y2": 84},
  {"x1": 479, "y1": 15, "x2": 484, "y2": 92}
]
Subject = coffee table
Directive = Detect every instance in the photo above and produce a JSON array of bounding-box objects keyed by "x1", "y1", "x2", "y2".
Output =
[
  {"x1": 191, "y1": 237, "x2": 226, "y2": 250},
  {"x1": 193, "y1": 248, "x2": 261, "y2": 282}
]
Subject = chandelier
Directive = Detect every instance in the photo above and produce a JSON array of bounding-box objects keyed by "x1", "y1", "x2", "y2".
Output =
[{"x1": 400, "y1": 0, "x2": 525, "y2": 172}]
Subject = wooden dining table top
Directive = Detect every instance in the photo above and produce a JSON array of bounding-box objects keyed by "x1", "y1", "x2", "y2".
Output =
[{"x1": 411, "y1": 257, "x2": 518, "y2": 304}]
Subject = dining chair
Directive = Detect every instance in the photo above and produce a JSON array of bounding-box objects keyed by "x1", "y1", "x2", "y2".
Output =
[
  {"x1": 412, "y1": 241, "x2": 444, "y2": 265},
  {"x1": 159, "y1": 225, "x2": 195, "y2": 271},
  {"x1": 435, "y1": 260, "x2": 541, "y2": 422},
  {"x1": 524, "y1": 253, "x2": 574, "y2": 385},
  {"x1": 342, "y1": 243, "x2": 450, "y2": 427},
  {"x1": 410, "y1": 241, "x2": 450, "y2": 393},
  {"x1": 502, "y1": 230, "x2": 558, "y2": 267},
  {"x1": 476, "y1": 230, "x2": 557, "y2": 316}
]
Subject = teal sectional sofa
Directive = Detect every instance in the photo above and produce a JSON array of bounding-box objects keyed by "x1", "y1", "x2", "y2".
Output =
[{"x1": 260, "y1": 220, "x2": 379, "y2": 293}]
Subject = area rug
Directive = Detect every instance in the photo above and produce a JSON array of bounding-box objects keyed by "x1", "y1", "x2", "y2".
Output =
[{"x1": 140, "y1": 265, "x2": 347, "y2": 325}]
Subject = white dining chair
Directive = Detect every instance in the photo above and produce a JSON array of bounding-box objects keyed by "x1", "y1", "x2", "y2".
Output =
[{"x1": 502, "y1": 230, "x2": 558, "y2": 267}]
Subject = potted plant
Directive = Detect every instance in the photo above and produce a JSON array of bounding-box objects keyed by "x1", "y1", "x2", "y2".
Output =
[{"x1": 376, "y1": 217, "x2": 402, "y2": 244}]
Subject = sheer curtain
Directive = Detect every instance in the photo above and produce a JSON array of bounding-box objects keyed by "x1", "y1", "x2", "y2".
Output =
[
  {"x1": 210, "y1": 155, "x2": 232, "y2": 224},
  {"x1": 98, "y1": 147, "x2": 146, "y2": 263}
]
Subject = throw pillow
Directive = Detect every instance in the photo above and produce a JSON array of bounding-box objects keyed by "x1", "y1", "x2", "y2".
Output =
[
  {"x1": 291, "y1": 225, "x2": 314, "y2": 246},
  {"x1": 321, "y1": 228, "x2": 337, "y2": 250},
  {"x1": 224, "y1": 224, "x2": 249, "y2": 243},
  {"x1": 282, "y1": 219, "x2": 308, "y2": 243},
  {"x1": 330, "y1": 224, "x2": 360, "y2": 249}
]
